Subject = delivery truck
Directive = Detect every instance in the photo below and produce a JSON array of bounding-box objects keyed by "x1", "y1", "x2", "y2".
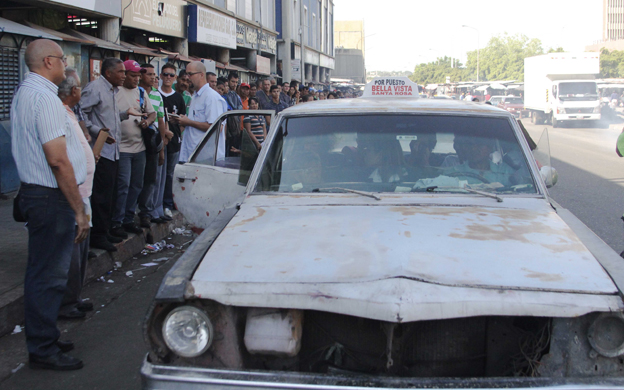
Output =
[{"x1": 524, "y1": 53, "x2": 601, "y2": 128}]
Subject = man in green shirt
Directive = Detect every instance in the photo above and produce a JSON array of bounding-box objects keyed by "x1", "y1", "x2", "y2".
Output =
[{"x1": 176, "y1": 69, "x2": 192, "y2": 114}]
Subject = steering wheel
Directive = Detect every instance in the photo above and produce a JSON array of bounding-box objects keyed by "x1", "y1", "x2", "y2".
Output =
[{"x1": 445, "y1": 171, "x2": 490, "y2": 184}]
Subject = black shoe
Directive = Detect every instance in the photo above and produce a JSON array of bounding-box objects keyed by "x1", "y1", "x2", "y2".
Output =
[
  {"x1": 87, "y1": 251, "x2": 97, "y2": 259},
  {"x1": 109, "y1": 226, "x2": 128, "y2": 239},
  {"x1": 123, "y1": 223, "x2": 143, "y2": 234},
  {"x1": 90, "y1": 236, "x2": 117, "y2": 252},
  {"x1": 58, "y1": 309, "x2": 86, "y2": 320},
  {"x1": 106, "y1": 234, "x2": 123, "y2": 244},
  {"x1": 151, "y1": 217, "x2": 165, "y2": 224},
  {"x1": 76, "y1": 301, "x2": 93, "y2": 312},
  {"x1": 160, "y1": 215, "x2": 173, "y2": 222},
  {"x1": 139, "y1": 216, "x2": 151, "y2": 228},
  {"x1": 29, "y1": 352, "x2": 83, "y2": 371},
  {"x1": 56, "y1": 340, "x2": 74, "y2": 353}
]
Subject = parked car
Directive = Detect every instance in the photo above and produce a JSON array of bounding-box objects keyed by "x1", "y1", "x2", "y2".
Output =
[
  {"x1": 499, "y1": 95, "x2": 525, "y2": 118},
  {"x1": 142, "y1": 78, "x2": 624, "y2": 389},
  {"x1": 488, "y1": 95, "x2": 506, "y2": 106}
]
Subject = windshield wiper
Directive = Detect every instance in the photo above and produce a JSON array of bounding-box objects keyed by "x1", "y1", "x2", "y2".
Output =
[
  {"x1": 422, "y1": 186, "x2": 503, "y2": 202},
  {"x1": 312, "y1": 187, "x2": 381, "y2": 201}
]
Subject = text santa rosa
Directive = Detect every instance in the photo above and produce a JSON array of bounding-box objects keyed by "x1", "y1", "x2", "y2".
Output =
[{"x1": 362, "y1": 77, "x2": 420, "y2": 98}]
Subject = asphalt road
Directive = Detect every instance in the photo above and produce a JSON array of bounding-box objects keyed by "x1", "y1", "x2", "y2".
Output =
[
  {"x1": 522, "y1": 119, "x2": 624, "y2": 253},
  {"x1": 0, "y1": 232, "x2": 195, "y2": 390},
  {"x1": 1, "y1": 119, "x2": 624, "y2": 389}
]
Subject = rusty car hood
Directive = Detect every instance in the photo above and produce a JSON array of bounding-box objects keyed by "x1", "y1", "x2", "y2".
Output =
[{"x1": 189, "y1": 196, "x2": 621, "y2": 321}]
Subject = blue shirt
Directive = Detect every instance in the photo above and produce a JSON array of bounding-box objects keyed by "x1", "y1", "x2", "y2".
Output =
[{"x1": 11, "y1": 73, "x2": 87, "y2": 188}]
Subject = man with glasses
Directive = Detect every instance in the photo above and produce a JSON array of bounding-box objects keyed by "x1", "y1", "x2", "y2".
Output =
[
  {"x1": 11, "y1": 39, "x2": 87, "y2": 370},
  {"x1": 174, "y1": 61, "x2": 227, "y2": 163},
  {"x1": 159, "y1": 63, "x2": 186, "y2": 219}
]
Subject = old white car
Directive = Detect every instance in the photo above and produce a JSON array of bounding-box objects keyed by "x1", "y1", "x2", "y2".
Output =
[{"x1": 141, "y1": 78, "x2": 624, "y2": 389}]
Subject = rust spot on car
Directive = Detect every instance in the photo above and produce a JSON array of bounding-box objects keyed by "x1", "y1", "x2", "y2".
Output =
[
  {"x1": 206, "y1": 211, "x2": 210, "y2": 217},
  {"x1": 314, "y1": 258, "x2": 322, "y2": 261},
  {"x1": 181, "y1": 186, "x2": 185, "y2": 191},
  {"x1": 404, "y1": 231, "x2": 411, "y2": 238},
  {"x1": 522, "y1": 268, "x2": 564, "y2": 282},
  {"x1": 227, "y1": 207, "x2": 267, "y2": 228}
]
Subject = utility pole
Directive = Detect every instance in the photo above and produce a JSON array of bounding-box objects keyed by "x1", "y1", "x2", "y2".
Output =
[
  {"x1": 258, "y1": 0, "x2": 263, "y2": 55},
  {"x1": 300, "y1": 0, "x2": 305, "y2": 83}
]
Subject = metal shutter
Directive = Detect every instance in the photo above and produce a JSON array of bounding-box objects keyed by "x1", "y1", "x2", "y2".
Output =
[{"x1": 0, "y1": 47, "x2": 20, "y2": 121}]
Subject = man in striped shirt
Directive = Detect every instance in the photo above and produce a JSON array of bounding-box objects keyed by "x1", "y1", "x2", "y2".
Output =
[{"x1": 11, "y1": 39, "x2": 87, "y2": 370}]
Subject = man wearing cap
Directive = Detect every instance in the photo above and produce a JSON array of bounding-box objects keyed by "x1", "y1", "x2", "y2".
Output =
[
  {"x1": 110, "y1": 60, "x2": 156, "y2": 238},
  {"x1": 80, "y1": 58, "x2": 141, "y2": 252}
]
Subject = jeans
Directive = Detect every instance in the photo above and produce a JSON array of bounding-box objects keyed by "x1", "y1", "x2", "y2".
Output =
[
  {"x1": 164, "y1": 147, "x2": 179, "y2": 210},
  {"x1": 114, "y1": 151, "x2": 146, "y2": 225},
  {"x1": 149, "y1": 151, "x2": 167, "y2": 218},
  {"x1": 20, "y1": 184, "x2": 75, "y2": 357},
  {"x1": 91, "y1": 157, "x2": 118, "y2": 239},
  {"x1": 138, "y1": 152, "x2": 158, "y2": 218}
]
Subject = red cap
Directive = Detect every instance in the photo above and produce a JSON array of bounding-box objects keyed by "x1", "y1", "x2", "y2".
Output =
[
  {"x1": 123, "y1": 60, "x2": 141, "y2": 72},
  {"x1": 240, "y1": 83, "x2": 251, "y2": 88}
]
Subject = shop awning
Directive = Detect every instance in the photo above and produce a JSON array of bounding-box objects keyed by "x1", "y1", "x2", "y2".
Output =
[
  {"x1": 489, "y1": 83, "x2": 507, "y2": 90},
  {"x1": 475, "y1": 85, "x2": 489, "y2": 92},
  {"x1": 120, "y1": 41, "x2": 167, "y2": 58},
  {"x1": 0, "y1": 17, "x2": 59, "y2": 40},
  {"x1": 425, "y1": 84, "x2": 438, "y2": 90},
  {"x1": 158, "y1": 49, "x2": 194, "y2": 63},
  {"x1": 62, "y1": 29, "x2": 131, "y2": 52},
  {"x1": 21, "y1": 21, "x2": 94, "y2": 44}
]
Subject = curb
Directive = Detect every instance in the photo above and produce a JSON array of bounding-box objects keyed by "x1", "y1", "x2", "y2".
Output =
[{"x1": 0, "y1": 213, "x2": 185, "y2": 338}]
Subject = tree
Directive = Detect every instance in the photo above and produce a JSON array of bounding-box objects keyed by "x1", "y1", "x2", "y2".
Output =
[
  {"x1": 548, "y1": 47, "x2": 565, "y2": 53},
  {"x1": 599, "y1": 49, "x2": 624, "y2": 78},
  {"x1": 464, "y1": 33, "x2": 544, "y2": 82},
  {"x1": 410, "y1": 56, "x2": 465, "y2": 85}
]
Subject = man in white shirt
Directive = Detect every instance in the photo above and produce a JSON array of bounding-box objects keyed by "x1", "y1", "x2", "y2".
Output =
[{"x1": 176, "y1": 61, "x2": 227, "y2": 163}]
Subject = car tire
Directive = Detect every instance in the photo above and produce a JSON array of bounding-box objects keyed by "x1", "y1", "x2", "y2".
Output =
[
  {"x1": 530, "y1": 112, "x2": 536, "y2": 124},
  {"x1": 552, "y1": 116, "x2": 559, "y2": 128}
]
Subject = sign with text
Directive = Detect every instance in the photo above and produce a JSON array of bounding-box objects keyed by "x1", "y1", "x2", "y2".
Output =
[
  {"x1": 188, "y1": 4, "x2": 236, "y2": 49},
  {"x1": 291, "y1": 59, "x2": 301, "y2": 81},
  {"x1": 235, "y1": 21, "x2": 277, "y2": 54},
  {"x1": 362, "y1": 77, "x2": 419, "y2": 98},
  {"x1": 121, "y1": 0, "x2": 186, "y2": 38},
  {"x1": 256, "y1": 55, "x2": 270, "y2": 75}
]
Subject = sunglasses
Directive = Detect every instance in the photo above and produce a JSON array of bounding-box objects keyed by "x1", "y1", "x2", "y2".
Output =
[{"x1": 161, "y1": 73, "x2": 176, "y2": 78}]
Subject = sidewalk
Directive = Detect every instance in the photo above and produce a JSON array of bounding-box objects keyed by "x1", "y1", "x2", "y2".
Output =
[{"x1": 0, "y1": 193, "x2": 185, "y2": 338}]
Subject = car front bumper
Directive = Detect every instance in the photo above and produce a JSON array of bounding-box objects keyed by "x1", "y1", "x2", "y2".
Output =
[
  {"x1": 141, "y1": 355, "x2": 624, "y2": 390},
  {"x1": 555, "y1": 113, "x2": 601, "y2": 121}
]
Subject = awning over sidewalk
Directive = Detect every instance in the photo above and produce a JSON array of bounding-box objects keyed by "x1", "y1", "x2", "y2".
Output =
[
  {"x1": 0, "y1": 17, "x2": 59, "y2": 40},
  {"x1": 21, "y1": 21, "x2": 94, "y2": 44},
  {"x1": 62, "y1": 29, "x2": 131, "y2": 52},
  {"x1": 120, "y1": 41, "x2": 167, "y2": 58},
  {"x1": 158, "y1": 49, "x2": 194, "y2": 63}
]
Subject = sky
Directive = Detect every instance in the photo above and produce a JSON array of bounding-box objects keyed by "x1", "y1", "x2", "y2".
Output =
[{"x1": 333, "y1": 0, "x2": 603, "y2": 72}]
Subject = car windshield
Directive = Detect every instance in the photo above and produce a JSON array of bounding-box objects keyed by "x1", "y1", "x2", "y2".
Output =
[
  {"x1": 505, "y1": 97, "x2": 523, "y2": 104},
  {"x1": 559, "y1": 82, "x2": 597, "y2": 96},
  {"x1": 254, "y1": 115, "x2": 537, "y2": 195}
]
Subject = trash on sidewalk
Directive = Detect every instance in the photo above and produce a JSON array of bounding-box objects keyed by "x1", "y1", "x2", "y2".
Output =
[
  {"x1": 114, "y1": 261, "x2": 122, "y2": 269},
  {"x1": 125, "y1": 271, "x2": 133, "y2": 277},
  {"x1": 153, "y1": 257, "x2": 169, "y2": 262},
  {"x1": 11, "y1": 363, "x2": 25, "y2": 374},
  {"x1": 141, "y1": 240, "x2": 169, "y2": 255},
  {"x1": 107, "y1": 279, "x2": 114, "y2": 284},
  {"x1": 179, "y1": 240, "x2": 193, "y2": 249},
  {"x1": 97, "y1": 276, "x2": 106, "y2": 282},
  {"x1": 173, "y1": 227, "x2": 193, "y2": 236},
  {"x1": 141, "y1": 262, "x2": 159, "y2": 267},
  {"x1": 11, "y1": 325, "x2": 22, "y2": 334}
]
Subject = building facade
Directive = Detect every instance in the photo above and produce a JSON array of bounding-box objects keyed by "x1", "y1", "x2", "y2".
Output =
[
  {"x1": 276, "y1": 0, "x2": 335, "y2": 85},
  {"x1": 333, "y1": 20, "x2": 365, "y2": 83},
  {"x1": 0, "y1": 0, "x2": 282, "y2": 193},
  {"x1": 586, "y1": 0, "x2": 624, "y2": 51}
]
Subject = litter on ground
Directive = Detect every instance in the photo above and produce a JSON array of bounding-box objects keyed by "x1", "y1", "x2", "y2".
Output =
[{"x1": 11, "y1": 325, "x2": 22, "y2": 334}]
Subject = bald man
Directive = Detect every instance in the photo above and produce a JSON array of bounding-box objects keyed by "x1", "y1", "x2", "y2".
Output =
[
  {"x1": 11, "y1": 39, "x2": 87, "y2": 370},
  {"x1": 175, "y1": 61, "x2": 227, "y2": 162}
]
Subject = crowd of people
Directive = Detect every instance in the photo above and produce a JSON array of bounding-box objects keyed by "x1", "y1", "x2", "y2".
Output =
[{"x1": 10, "y1": 38, "x2": 357, "y2": 371}]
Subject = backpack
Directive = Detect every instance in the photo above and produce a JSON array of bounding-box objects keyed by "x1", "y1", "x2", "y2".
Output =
[{"x1": 139, "y1": 87, "x2": 163, "y2": 154}]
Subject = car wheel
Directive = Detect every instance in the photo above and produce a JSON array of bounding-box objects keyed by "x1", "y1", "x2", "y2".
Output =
[{"x1": 552, "y1": 116, "x2": 559, "y2": 128}]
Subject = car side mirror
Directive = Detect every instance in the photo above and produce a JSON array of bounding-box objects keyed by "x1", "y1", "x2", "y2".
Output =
[{"x1": 540, "y1": 166, "x2": 558, "y2": 188}]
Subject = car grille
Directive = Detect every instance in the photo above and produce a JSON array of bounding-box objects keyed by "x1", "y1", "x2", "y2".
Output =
[
  {"x1": 297, "y1": 311, "x2": 551, "y2": 378},
  {"x1": 568, "y1": 107, "x2": 594, "y2": 114}
]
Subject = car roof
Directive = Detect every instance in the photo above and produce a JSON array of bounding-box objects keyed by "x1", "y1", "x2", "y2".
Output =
[{"x1": 281, "y1": 97, "x2": 513, "y2": 116}]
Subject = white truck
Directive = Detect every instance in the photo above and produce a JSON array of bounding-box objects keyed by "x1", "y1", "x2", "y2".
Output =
[{"x1": 524, "y1": 52, "x2": 601, "y2": 128}]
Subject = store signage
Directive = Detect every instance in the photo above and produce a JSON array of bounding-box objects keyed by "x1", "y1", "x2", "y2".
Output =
[
  {"x1": 188, "y1": 4, "x2": 236, "y2": 49},
  {"x1": 363, "y1": 77, "x2": 419, "y2": 98},
  {"x1": 256, "y1": 55, "x2": 270, "y2": 75},
  {"x1": 291, "y1": 59, "x2": 301, "y2": 81},
  {"x1": 235, "y1": 21, "x2": 277, "y2": 54},
  {"x1": 121, "y1": 0, "x2": 186, "y2": 38}
]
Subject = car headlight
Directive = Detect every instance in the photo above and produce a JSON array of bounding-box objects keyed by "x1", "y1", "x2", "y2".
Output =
[
  {"x1": 557, "y1": 107, "x2": 566, "y2": 114},
  {"x1": 587, "y1": 312, "x2": 624, "y2": 358},
  {"x1": 594, "y1": 106, "x2": 601, "y2": 113},
  {"x1": 162, "y1": 306, "x2": 214, "y2": 357}
]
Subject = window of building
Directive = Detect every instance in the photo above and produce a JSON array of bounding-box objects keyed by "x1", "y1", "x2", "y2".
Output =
[
  {"x1": 227, "y1": 0, "x2": 236, "y2": 12},
  {"x1": 0, "y1": 46, "x2": 19, "y2": 121},
  {"x1": 312, "y1": 13, "x2": 316, "y2": 48}
]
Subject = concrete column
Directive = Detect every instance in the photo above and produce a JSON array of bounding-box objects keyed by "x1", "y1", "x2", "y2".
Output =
[
  {"x1": 313, "y1": 65, "x2": 319, "y2": 82},
  {"x1": 281, "y1": 0, "x2": 293, "y2": 82},
  {"x1": 218, "y1": 48, "x2": 230, "y2": 64},
  {"x1": 172, "y1": 38, "x2": 188, "y2": 57},
  {"x1": 100, "y1": 18, "x2": 120, "y2": 44}
]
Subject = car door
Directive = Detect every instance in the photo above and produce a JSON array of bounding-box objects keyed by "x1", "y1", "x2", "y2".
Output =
[{"x1": 173, "y1": 109, "x2": 274, "y2": 229}]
